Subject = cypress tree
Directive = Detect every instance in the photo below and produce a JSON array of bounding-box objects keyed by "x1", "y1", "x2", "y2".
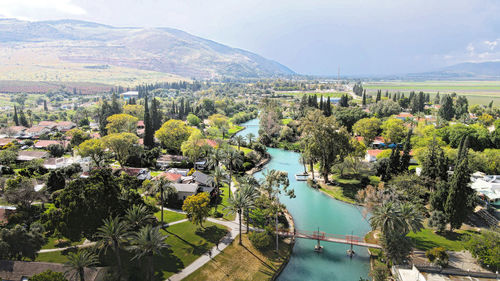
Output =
[
  {"x1": 18, "y1": 108, "x2": 28, "y2": 127},
  {"x1": 319, "y1": 95, "x2": 324, "y2": 111},
  {"x1": 13, "y1": 106, "x2": 19, "y2": 126},
  {"x1": 439, "y1": 95, "x2": 454, "y2": 121},
  {"x1": 325, "y1": 97, "x2": 331, "y2": 116},
  {"x1": 143, "y1": 95, "x2": 154, "y2": 148},
  {"x1": 111, "y1": 92, "x2": 121, "y2": 115},
  {"x1": 445, "y1": 137, "x2": 474, "y2": 230},
  {"x1": 434, "y1": 92, "x2": 440, "y2": 105},
  {"x1": 400, "y1": 129, "x2": 412, "y2": 172},
  {"x1": 362, "y1": 92, "x2": 366, "y2": 106},
  {"x1": 43, "y1": 100, "x2": 48, "y2": 111},
  {"x1": 151, "y1": 97, "x2": 162, "y2": 131},
  {"x1": 376, "y1": 90, "x2": 381, "y2": 102}
]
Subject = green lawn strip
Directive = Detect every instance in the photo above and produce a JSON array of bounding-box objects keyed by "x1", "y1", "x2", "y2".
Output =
[
  {"x1": 150, "y1": 171, "x2": 162, "y2": 177},
  {"x1": 41, "y1": 237, "x2": 85, "y2": 250},
  {"x1": 184, "y1": 233, "x2": 292, "y2": 281},
  {"x1": 281, "y1": 118, "x2": 292, "y2": 125},
  {"x1": 317, "y1": 174, "x2": 367, "y2": 204},
  {"x1": 211, "y1": 186, "x2": 236, "y2": 221},
  {"x1": 407, "y1": 228, "x2": 472, "y2": 251},
  {"x1": 231, "y1": 145, "x2": 253, "y2": 155},
  {"x1": 154, "y1": 209, "x2": 186, "y2": 223},
  {"x1": 37, "y1": 221, "x2": 228, "y2": 281}
]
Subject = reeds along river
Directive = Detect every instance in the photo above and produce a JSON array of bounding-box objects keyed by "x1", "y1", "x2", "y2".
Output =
[{"x1": 236, "y1": 119, "x2": 371, "y2": 281}]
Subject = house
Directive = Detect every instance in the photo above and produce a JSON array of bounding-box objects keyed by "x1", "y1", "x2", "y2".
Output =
[
  {"x1": 365, "y1": 149, "x2": 385, "y2": 162},
  {"x1": 192, "y1": 171, "x2": 215, "y2": 192},
  {"x1": 113, "y1": 168, "x2": 151, "y2": 181},
  {"x1": 56, "y1": 121, "x2": 76, "y2": 132},
  {"x1": 167, "y1": 168, "x2": 190, "y2": 176},
  {"x1": 37, "y1": 121, "x2": 58, "y2": 128},
  {"x1": 17, "y1": 151, "x2": 49, "y2": 162},
  {"x1": 24, "y1": 126, "x2": 52, "y2": 139},
  {"x1": 155, "y1": 172, "x2": 183, "y2": 183},
  {"x1": 0, "y1": 260, "x2": 105, "y2": 281},
  {"x1": 194, "y1": 159, "x2": 208, "y2": 170},
  {"x1": 0, "y1": 138, "x2": 15, "y2": 147},
  {"x1": 121, "y1": 91, "x2": 139, "y2": 100},
  {"x1": 395, "y1": 112, "x2": 414, "y2": 120},
  {"x1": 471, "y1": 173, "x2": 500, "y2": 204},
  {"x1": 43, "y1": 157, "x2": 73, "y2": 169},
  {"x1": 7, "y1": 126, "x2": 27, "y2": 138},
  {"x1": 172, "y1": 183, "x2": 200, "y2": 200},
  {"x1": 372, "y1": 136, "x2": 386, "y2": 149},
  {"x1": 157, "y1": 155, "x2": 188, "y2": 169},
  {"x1": 34, "y1": 140, "x2": 67, "y2": 149}
]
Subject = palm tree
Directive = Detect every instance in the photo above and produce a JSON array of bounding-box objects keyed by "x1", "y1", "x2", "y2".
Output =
[
  {"x1": 148, "y1": 178, "x2": 174, "y2": 226},
  {"x1": 96, "y1": 216, "x2": 130, "y2": 279},
  {"x1": 224, "y1": 187, "x2": 256, "y2": 245},
  {"x1": 124, "y1": 204, "x2": 156, "y2": 231},
  {"x1": 246, "y1": 133, "x2": 255, "y2": 146},
  {"x1": 224, "y1": 148, "x2": 243, "y2": 197},
  {"x1": 369, "y1": 202, "x2": 402, "y2": 235},
  {"x1": 234, "y1": 135, "x2": 245, "y2": 151},
  {"x1": 240, "y1": 182, "x2": 259, "y2": 233},
  {"x1": 399, "y1": 202, "x2": 424, "y2": 234},
  {"x1": 212, "y1": 166, "x2": 229, "y2": 212},
  {"x1": 207, "y1": 148, "x2": 224, "y2": 170},
  {"x1": 128, "y1": 225, "x2": 169, "y2": 281},
  {"x1": 64, "y1": 250, "x2": 99, "y2": 281}
]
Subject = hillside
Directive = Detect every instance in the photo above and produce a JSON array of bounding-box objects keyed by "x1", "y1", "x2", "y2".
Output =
[{"x1": 0, "y1": 18, "x2": 294, "y2": 82}]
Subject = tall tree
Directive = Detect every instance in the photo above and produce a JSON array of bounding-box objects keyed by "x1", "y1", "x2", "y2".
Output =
[
  {"x1": 143, "y1": 95, "x2": 154, "y2": 148},
  {"x1": 400, "y1": 129, "x2": 413, "y2": 172},
  {"x1": 128, "y1": 225, "x2": 169, "y2": 281},
  {"x1": 225, "y1": 187, "x2": 257, "y2": 245},
  {"x1": 444, "y1": 137, "x2": 475, "y2": 230},
  {"x1": 64, "y1": 250, "x2": 99, "y2": 281},
  {"x1": 96, "y1": 216, "x2": 131, "y2": 279},
  {"x1": 439, "y1": 95, "x2": 455, "y2": 121},
  {"x1": 13, "y1": 105, "x2": 19, "y2": 126},
  {"x1": 151, "y1": 97, "x2": 162, "y2": 131}
]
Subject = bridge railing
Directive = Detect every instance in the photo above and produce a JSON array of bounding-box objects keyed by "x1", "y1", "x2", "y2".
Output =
[{"x1": 277, "y1": 229, "x2": 364, "y2": 242}]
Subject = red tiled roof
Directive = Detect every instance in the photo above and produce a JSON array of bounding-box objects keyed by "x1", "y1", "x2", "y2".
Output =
[
  {"x1": 157, "y1": 172, "x2": 182, "y2": 182},
  {"x1": 8, "y1": 126, "x2": 27, "y2": 133},
  {"x1": 38, "y1": 121, "x2": 58, "y2": 127},
  {"x1": 367, "y1": 149, "x2": 384, "y2": 157},
  {"x1": 34, "y1": 140, "x2": 65, "y2": 148},
  {"x1": 137, "y1": 120, "x2": 145, "y2": 127},
  {"x1": 26, "y1": 126, "x2": 49, "y2": 133},
  {"x1": 396, "y1": 112, "x2": 413, "y2": 118},
  {"x1": 204, "y1": 139, "x2": 218, "y2": 148},
  {"x1": 0, "y1": 138, "x2": 14, "y2": 146},
  {"x1": 373, "y1": 136, "x2": 385, "y2": 143}
]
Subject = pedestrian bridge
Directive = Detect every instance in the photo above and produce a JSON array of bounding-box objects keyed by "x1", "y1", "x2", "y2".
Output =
[{"x1": 277, "y1": 229, "x2": 382, "y2": 249}]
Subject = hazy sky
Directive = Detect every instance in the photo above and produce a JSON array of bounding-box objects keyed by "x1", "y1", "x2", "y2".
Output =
[{"x1": 0, "y1": 0, "x2": 499, "y2": 75}]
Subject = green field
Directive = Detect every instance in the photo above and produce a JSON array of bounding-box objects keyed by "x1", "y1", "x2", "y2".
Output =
[{"x1": 364, "y1": 80, "x2": 500, "y2": 105}]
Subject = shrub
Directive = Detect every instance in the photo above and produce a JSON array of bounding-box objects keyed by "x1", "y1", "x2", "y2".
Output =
[
  {"x1": 426, "y1": 247, "x2": 449, "y2": 267},
  {"x1": 249, "y1": 230, "x2": 273, "y2": 250},
  {"x1": 466, "y1": 230, "x2": 500, "y2": 270},
  {"x1": 30, "y1": 270, "x2": 68, "y2": 281},
  {"x1": 242, "y1": 162, "x2": 254, "y2": 170},
  {"x1": 54, "y1": 238, "x2": 71, "y2": 248}
]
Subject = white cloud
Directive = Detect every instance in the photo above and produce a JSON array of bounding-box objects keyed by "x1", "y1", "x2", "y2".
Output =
[
  {"x1": 0, "y1": 0, "x2": 86, "y2": 21},
  {"x1": 444, "y1": 38, "x2": 500, "y2": 64}
]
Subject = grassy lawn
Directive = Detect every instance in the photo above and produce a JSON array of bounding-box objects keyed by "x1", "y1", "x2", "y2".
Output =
[
  {"x1": 211, "y1": 186, "x2": 236, "y2": 221},
  {"x1": 281, "y1": 118, "x2": 292, "y2": 125},
  {"x1": 407, "y1": 228, "x2": 472, "y2": 251},
  {"x1": 41, "y1": 237, "x2": 85, "y2": 250},
  {"x1": 37, "y1": 221, "x2": 229, "y2": 281},
  {"x1": 154, "y1": 209, "x2": 186, "y2": 223},
  {"x1": 228, "y1": 124, "x2": 244, "y2": 136},
  {"x1": 150, "y1": 171, "x2": 162, "y2": 177},
  {"x1": 318, "y1": 174, "x2": 377, "y2": 204},
  {"x1": 184, "y1": 233, "x2": 293, "y2": 281},
  {"x1": 231, "y1": 145, "x2": 253, "y2": 155}
]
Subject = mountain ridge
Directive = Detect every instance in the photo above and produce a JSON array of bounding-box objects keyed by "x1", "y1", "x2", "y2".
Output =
[{"x1": 0, "y1": 18, "x2": 294, "y2": 79}]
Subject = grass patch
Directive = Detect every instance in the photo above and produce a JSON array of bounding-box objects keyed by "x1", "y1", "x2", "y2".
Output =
[
  {"x1": 231, "y1": 145, "x2": 253, "y2": 155},
  {"x1": 150, "y1": 171, "x2": 162, "y2": 177},
  {"x1": 317, "y1": 174, "x2": 369, "y2": 204},
  {"x1": 407, "y1": 228, "x2": 472, "y2": 251},
  {"x1": 281, "y1": 118, "x2": 292, "y2": 125},
  {"x1": 184, "y1": 233, "x2": 292, "y2": 281},
  {"x1": 41, "y1": 237, "x2": 85, "y2": 250},
  {"x1": 38, "y1": 221, "x2": 229, "y2": 281},
  {"x1": 212, "y1": 186, "x2": 236, "y2": 221},
  {"x1": 154, "y1": 209, "x2": 186, "y2": 223}
]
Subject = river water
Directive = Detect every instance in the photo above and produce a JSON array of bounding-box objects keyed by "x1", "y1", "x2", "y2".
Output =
[{"x1": 236, "y1": 119, "x2": 371, "y2": 281}]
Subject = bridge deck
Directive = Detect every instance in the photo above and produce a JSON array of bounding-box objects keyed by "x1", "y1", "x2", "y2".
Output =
[{"x1": 277, "y1": 230, "x2": 382, "y2": 249}]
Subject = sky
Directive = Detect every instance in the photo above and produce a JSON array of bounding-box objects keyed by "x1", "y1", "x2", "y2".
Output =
[{"x1": 0, "y1": 0, "x2": 499, "y2": 76}]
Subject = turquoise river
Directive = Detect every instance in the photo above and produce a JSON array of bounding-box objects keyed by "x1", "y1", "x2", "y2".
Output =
[{"x1": 236, "y1": 118, "x2": 371, "y2": 280}]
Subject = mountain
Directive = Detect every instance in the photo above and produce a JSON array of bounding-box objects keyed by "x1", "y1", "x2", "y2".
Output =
[
  {"x1": 406, "y1": 61, "x2": 500, "y2": 80},
  {"x1": 0, "y1": 18, "x2": 294, "y2": 81}
]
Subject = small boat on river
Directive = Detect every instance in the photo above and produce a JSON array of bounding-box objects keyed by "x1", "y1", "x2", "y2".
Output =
[{"x1": 295, "y1": 173, "x2": 309, "y2": 181}]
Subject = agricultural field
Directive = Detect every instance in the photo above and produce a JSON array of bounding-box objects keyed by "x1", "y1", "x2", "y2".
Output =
[{"x1": 364, "y1": 80, "x2": 500, "y2": 105}]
